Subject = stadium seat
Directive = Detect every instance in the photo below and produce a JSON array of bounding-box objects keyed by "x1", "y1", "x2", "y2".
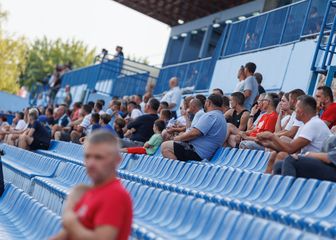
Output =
[
  {"x1": 32, "y1": 162, "x2": 91, "y2": 214},
  {"x1": 0, "y1": 144, "x2": 60, "y2": 193},
  {"x1": 36, "y1": 140, "x2": 84, "y2": 165},
  {"x1": 0, "y1": 183, "x2": 61, "y2": 239}
]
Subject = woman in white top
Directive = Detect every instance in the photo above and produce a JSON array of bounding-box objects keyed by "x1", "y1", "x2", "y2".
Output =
[{"x1": 275, "y1": 93, "x2": 292, "y2": 133}]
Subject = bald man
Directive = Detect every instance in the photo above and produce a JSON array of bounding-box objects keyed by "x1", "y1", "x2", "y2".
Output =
[
  {"x1": 161, "y1": 77, "x2": 182, "y2": 119},
  {"x1": 50, "y1": 131, "x2": 132, "y2": 240}
]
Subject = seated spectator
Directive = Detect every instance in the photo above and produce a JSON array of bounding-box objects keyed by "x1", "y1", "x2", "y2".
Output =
[
  {"x1": 212, "y1": 88, "x2": 224, "y2": 96},
  {"x1": 91, "y1": 113, "x2": 101, "y2": 131},
  {"x1": 161, "y1": 94, "x2": 227, "y2": 161},
  {"x1": 114, "y1": 118, "x2": 125, "y2": 139},
  {"x1": 134, "y1": 94, "x2": 144, "y2": 112},
  {"x1": 126, "y1": 101, "x2": 142, "y2": 122},
  {"x1": 120, "y1": 98, "x2": 159, "y2": 147},
  {"x1": 50, "y1": 131, "x2": 132, "y2": 240},
  {"x1": 195, "y1": 94, "x2": 206, "y2": 108},
  {"x1": 93, "y1": 101, "x2": 104, "y2": 115},
  {"x1": 275, "y1": 93, "x2": 292, "y2": 132},
  {"x1": 70, "y1": 104, "x2": 93, "y2": 144},
  {"x1": 225, "y1": 92, "x2": 250, "y2": 147},
  {"x1": 187, "y1": 98, "x2": 204, "y2": 129},
  {"x1": 106, "y1": 100, "x2": 122, "y2": 127},
  {"x1": 315, "y1": 86, "x2": 336, "y2": 128},
  {"x1": 234, "y1": 66, "x2": 246, "y2": 92},
  {"x1": 18, "y1": 108, "x2": 51, "y2": 150},
  {"x1": 51, "y1": 105, "x2": 70, "y2": 137},
  {"x1": 1, "y1": 112, "x2": 27, "y2": 142},
  {"x1": 44, "y1": 107, "x2": 55, "y2": 125},
  {"x1": 273, "y1": 135, "x2": 336, "y2": 182},
  {"x1": 0, "y1": 116, "x2": 9, "y2": 128},
  {"x1": 242, "y1": 62, "x2": 259, "y2": 110},
  {"x1": 239, "y1": 93, "x2": 279, "y2": 150},
  {"x1": 257, "y1": 95, "x2": 331, "y2": 173},
  {"x1": 247, "y1": 93, "x2": 266, "y2": 130},
  {"x1": 159, "y1": 109, "x2": 173, "y2": 125},
  {"x1": 222, "y1": 96, "x2": 231, "y2": 114},
  {"x1": 158, "y1": 101, "x2": 169, "y2": 113},
  {"x1": 275, "y1": 89, "x2": 305, "y2": 138},
  {"x1": 70, "y1": 102, "x2": 82, "y2": 121},
  {"x1": 121, "y1": 120, "x2": 165, "y2": 155},
  {"x1": 254, "y1": 72, "x2": 266, "y2": 95}
]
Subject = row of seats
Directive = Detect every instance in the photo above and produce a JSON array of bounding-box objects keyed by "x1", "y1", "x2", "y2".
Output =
[
  {"x1": 0, "y1": 183, "x2": 61, "y2": 239},
  {"x1": 39, "y1": 140, "x2": 270, "y2": 172},
  {"x1": 123, "y1": 179, "x2": 329, "y2": 240},
  {"x1": 119, "y1": 154, "x2": 336, "y2": 238}
]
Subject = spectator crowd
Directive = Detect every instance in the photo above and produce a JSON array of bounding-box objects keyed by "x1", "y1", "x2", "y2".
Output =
[{"x1": 2, "y1": 62, "x2": 336, "y2": 182}]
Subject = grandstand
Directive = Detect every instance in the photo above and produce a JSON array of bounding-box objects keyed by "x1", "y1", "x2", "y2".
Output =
[{"x1": 1, "y1": 0, "x2": 336, "y2": 239}]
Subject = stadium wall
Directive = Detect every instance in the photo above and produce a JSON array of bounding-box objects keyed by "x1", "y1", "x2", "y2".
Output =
[
  {"x1": 210, "y1": 39, "x2": 316, "y2": 94},
  {"x1": 0, "y1": 91, "x2": 29, "y2": 113}
]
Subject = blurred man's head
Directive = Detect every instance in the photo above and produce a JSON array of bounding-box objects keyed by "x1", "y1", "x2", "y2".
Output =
[
  {"x1": 295, "y1": 95, "x2": 317, "y2": 122},
  {"x1": 230, "y1": 92, "x2": 245, "y2": 109},
  {"x1": 169, "y1": 77, "x2": 179, "y2": 89},
  {"x1": 212, "y1": 88, "x2": 224, "y2": 96},
  {"x1": 84, "y1": 131, "x2": 121, "y2": 185},
  {"x1": 188, "y1": 98, "x2": 203, "y2": 114},
  {"x1": 244, "y1": 62, "x2": 257, "y2": 76},
  {"x1": 315, "y1": 86, "x2": 334, "y2": 110},
  {"x1": 205, "y1": 94, "x2": 224, "y2": 112},
  {"x1": 289, "y1": 89, "x2": 306, "y2": 110}
]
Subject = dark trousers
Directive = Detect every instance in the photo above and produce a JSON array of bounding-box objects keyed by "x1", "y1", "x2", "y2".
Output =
[
  {"x1": 172, "y1": 111, "x2": 177, "y2": 119},
  {"x1": 273, "y1": 155, "x2": 336, "y2": 182}
]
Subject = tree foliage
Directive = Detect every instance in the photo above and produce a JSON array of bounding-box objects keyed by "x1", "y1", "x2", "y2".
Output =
[
  {"x1": 0, "y1": 5, "x2": 27, "y2": 94},
  {"x1": 20, "y1": 37, "x2": 96, "y2": 89}
]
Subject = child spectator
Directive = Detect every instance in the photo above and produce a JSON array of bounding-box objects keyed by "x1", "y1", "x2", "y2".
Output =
[
  {"x1": 90, "y1": 113, "x2": 101, "y2": 131},
  {"x1": 121, "y1": 120, "x2": 165, "y2": 155},
  {"x1": 114, "y1": 118, "x2": 126, "y2": 139},
  {"x1": 99, "y1": 114, "x2": 115, "y2": 134}
]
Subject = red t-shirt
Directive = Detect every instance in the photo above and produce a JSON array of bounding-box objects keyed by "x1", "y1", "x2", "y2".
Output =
[
  {"x1": 249, "y1": 111, "x2": 278, "y2": 137},
  {"x1": 74, "y1": 179, "x2": 132, "y2": 240},
  {"x1": 321, "y1": 103, "x2": 336, "y2": 128}
]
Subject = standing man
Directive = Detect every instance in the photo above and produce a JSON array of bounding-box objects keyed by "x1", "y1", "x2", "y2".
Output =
[
  {"x1": 242, "y1": 62, "x2": 259, "y2": 110},
  {"x1": 50, "y1": 131, "x2": 132, "y2": 240},
  {"x1": 161, "y1": 77, "x2": 182, "y2": 119}
]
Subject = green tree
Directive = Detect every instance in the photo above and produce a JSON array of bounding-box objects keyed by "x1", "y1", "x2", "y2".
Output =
[
  {"x1": 0, "y1": 5, "x2": 28, "y2": 94},
  {"x1": 20, "y1": 37, "x2": 96, "y2": 89}
]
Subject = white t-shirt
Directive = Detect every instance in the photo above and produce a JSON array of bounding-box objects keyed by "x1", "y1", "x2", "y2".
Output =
[
  {"x1": 284, "y1": 112, "x2": 304, "y2": 131},
  {"x1": 131, "y1": 108, "x2": 143, "y2": 119},
  {"x1": 80, "y1": 114, "x2": 92, "y2": 134},
  {"x1": 15, "y1": 119, "x2": 27, "y2": 131},
  {"x1": 280, "y1": 114, "x2": 291, "y2": 129},
  {"x1": 161, "y1": 86, "x2": 182, "y2": 112},
  {"x1": 234, "y1": 81, "x2": 245, "y2": 92},
  {"x1": 294, "y1": 116, "x2": 332, "y2": 153}
]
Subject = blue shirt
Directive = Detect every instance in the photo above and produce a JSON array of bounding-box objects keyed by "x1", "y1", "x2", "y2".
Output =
[{"x1": 190, "y1": 110, "x2": 227, "y2": 160}]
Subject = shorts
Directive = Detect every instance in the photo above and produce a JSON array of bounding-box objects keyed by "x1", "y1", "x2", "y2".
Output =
[
  {"x1": 173, "y1": 142, "x2": 202, "y2": 162},
  {"x1": 29, "y1": 139, "x2": 50, "y2": 151},
  {"x1": 127, "y1": 147, "x2": 147, "y2": 155}
]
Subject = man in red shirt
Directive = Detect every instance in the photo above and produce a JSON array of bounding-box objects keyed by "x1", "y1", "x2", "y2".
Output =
[
  {"x1": 50, "y1": 131, "x2": 132, "y2": 240},
  {"x1": 315, "y1": 86, "x2": 336, "y2": 128},
  {"x1": 239, "y1": 93, "x2": 279, "y2": 150}
]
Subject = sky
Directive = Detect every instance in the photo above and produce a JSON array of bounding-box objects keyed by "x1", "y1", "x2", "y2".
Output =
[{"x1": 0, "y1": 0, "x2": 171, "y2": 66}]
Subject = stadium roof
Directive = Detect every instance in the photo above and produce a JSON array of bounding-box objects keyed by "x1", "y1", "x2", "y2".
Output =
[{"x1": 113, "y1": 0, "x2": 253, "y2": 26}]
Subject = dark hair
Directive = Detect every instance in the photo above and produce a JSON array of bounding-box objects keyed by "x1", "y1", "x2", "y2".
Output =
[
  {"x1": 191, "y1": 98, "x2": 203, "y2": 109},
  {"x1": 283, "y1": 92, "x2": 290, "y2": 101},
  {"x1": 289, "y1": 89, "x2": 305, "y2": 100},
  {"x1": 148, "y1": 98, "x2": 160, "y2": 111},
  {"x1": 297, "y1": 95, "x2": 317, "y2": 114},
  {"x1": 195, "y1": 94, "x2": 206, "y2": 108},
  {"x1": 128, "y1": 101, "x2": 137, "y2": 107},
  {"x1": 88, "y1": 101, "x2": 95, "y2": 109},
  {"x1": 207, "y1": 94, "x2": 224, "y2": 108},
  {"x1": 154, "y1": 119, "x2": 166, "y2": 132},
  {"x1": 160, "y1": 101, "x2": 169, "y2": 108},
  {"x1": 17, "y1": 112, "x2": 24, "y2": 120},
  {"x1": 97, "y1": 99, "x2": 105, "y2": 107},
  {"x1": 160, "y1": 109, "x2": 172, "y2": 119},
  {"x1": 0, "y1": 116, "x2": 7, "y2": 122},
  {"x1": 222, "y1": 96, "x2": 230, "y2": 108},
  {"x1": 213, "y1": 88, "x2": 224, "y2": 96},
  {"x1": 91, "y1": 113, "x2": 100, "y2": 124},
  {"x1": 113, "y1": 100, "x2": 121, "y2": 108},
  {"x1": 254, "y1": 72, "x2": 263, "y2": 84},
  {"x1": 267, "y1": 93, "x2": 280, "y2": 109},
  {"x1": 83, "y1": 104, "x2": 93, "y2": 114},
  {"x1": 73, "y1": 102, "x2": 82, "y2": 109},
  {"x1": 317, "y1": 86, "x2": 334, "y2": 102},
  {"x1": 100, "y1": 113, "x2": 111, "y2": 124},
  {"x1": 46, "y1": 107, "x2": 53, "y2": 115},
  {"x1": 245, "y1": 62, "x2": 257, "y2": 74},
  {"x1": 114, "y1": 118, "x2": 126, "y2": 129},
  {"x1": 95, "y1": 102, "x2": 103, "y2": 111},
  {"x1": 231, "y1": 92, "x2": 245, "y2": 106}
]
